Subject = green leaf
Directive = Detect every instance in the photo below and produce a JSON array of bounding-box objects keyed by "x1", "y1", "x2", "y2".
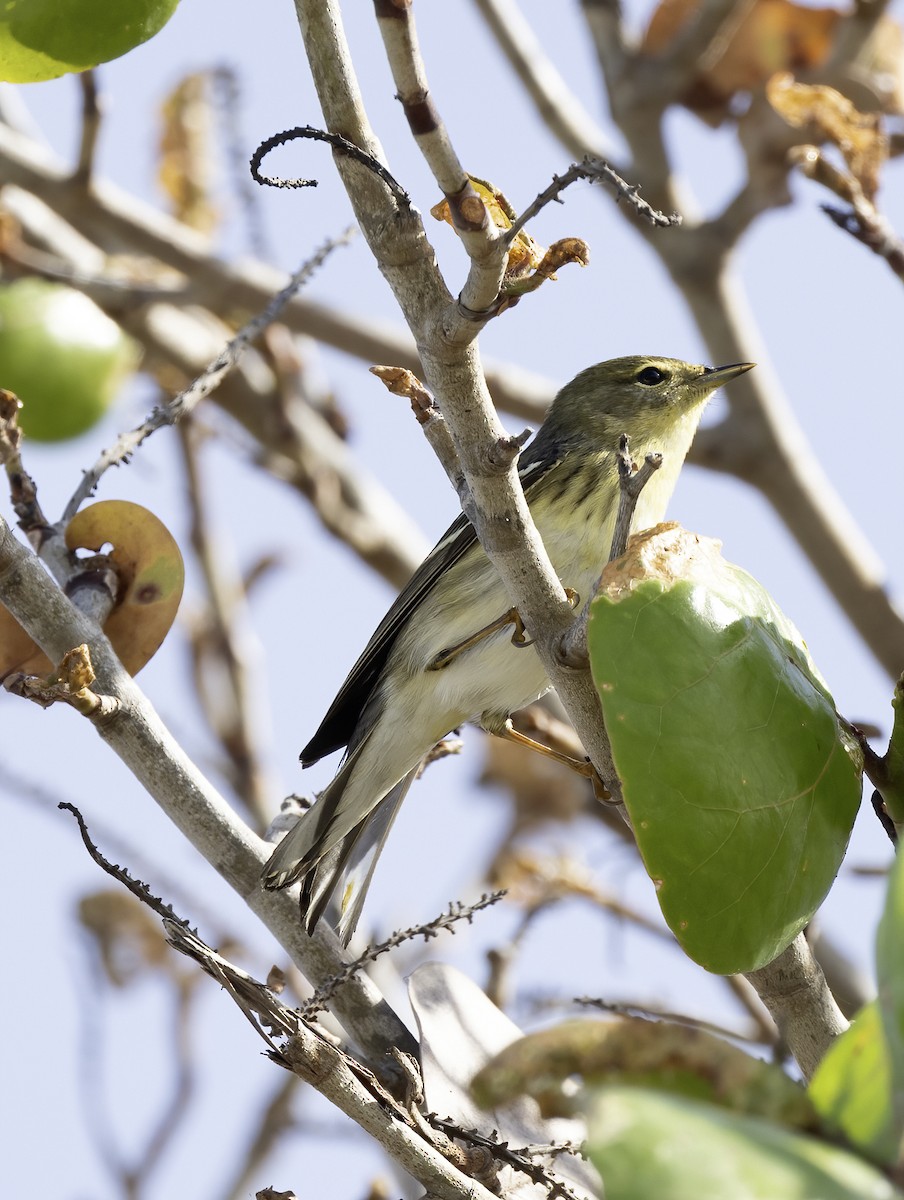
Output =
[
  {"x1": 878, "y1": 843, "x2": 904, "y2": 1153},
  {"x1": 586, "y1": 1086, "x2": 902, "y2": 1200},
  {"x1": 810, "y1": 1001, "x2": 898, "y2": 1164},
  {"x1": 588, "y1": 527, "x2": 862, "y2": 974},
  {"x1": 808, "y1": 794, "x2": 904, "y2": 1167},
  {"x1": 0, "y1": 0, "x2": 179, "y2": 83}
]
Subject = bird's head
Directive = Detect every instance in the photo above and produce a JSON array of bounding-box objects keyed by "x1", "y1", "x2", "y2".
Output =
[{"x1": 546, "y1": 356, "x2": 754, "y2": 447}]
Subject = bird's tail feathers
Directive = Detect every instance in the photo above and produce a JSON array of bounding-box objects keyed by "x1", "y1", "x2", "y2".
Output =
[
  {"x1": 301, "y1": 769, "x2": 418, "y2": 944},
  {"x1": 262, "y1": 735, "x2": 419, "y2": 944},
  {"x1": 261, "y1": 738, "x2": 372, "y2": 891}
]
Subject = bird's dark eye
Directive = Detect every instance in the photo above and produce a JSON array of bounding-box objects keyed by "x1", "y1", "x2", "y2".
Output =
[{"x1": 636, "y1": 366, "x2": 667, "y2": 386}]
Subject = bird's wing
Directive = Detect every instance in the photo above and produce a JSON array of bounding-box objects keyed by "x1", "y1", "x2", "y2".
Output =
[{"x1": 299, "y1": 446, "x2": 560, "y2": 765}]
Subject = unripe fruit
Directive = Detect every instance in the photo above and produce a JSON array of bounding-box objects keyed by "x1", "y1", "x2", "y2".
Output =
[{"x1": 0, "y1": 279, "x2": 140, "y2": 442}]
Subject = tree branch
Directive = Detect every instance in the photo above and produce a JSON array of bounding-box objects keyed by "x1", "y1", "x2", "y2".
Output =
[
  {"x1": 0, "y1": 513, "x2": 417, "y2": 1069},
  {"x1": 291, "y1": 0, "x2": 624, "y2": 804},
  {"x1": 745, "y1": 934, "x2": 848, "y2": 1081}
]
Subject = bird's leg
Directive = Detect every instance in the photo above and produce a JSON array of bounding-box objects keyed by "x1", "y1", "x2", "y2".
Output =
[
  {"x1": 480, "y1": 713, "x2": 612, "y2": 802},
  {"x1": 428, "y1": 607, "x2": 521, "y2": 670},
  {"x1": 428, "y1": 588, "x2": 579, "y2": 671}
]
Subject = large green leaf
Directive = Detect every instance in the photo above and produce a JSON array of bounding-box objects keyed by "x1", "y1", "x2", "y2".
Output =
[
  {"x1": 0, "y1": 0, "x2": 178, "y2": 83},
  {"x1": 588, "y1": 527, "x2": 862, "y2": 973},
  {"x1": 810, "y1": 1001, "x2": 898, "y2": 1164},
  {"x1": 586, "y1": 1086, "x2": 901, "y2": 1200}
]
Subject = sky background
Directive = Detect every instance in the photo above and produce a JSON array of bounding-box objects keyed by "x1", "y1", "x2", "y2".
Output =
[{"x1": 3, "y1": 1, "x2": 904, "y2": 1196}]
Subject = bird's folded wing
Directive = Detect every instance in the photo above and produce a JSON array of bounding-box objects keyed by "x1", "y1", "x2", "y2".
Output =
[{"x1": 299, "y1": 448, "x2": 560, "y2": 766}]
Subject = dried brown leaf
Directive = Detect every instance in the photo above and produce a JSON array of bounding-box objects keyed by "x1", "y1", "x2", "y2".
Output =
[
  {"x1": 158, "y1": 72, "x2": 219, "y2": 235},
  {"x1": 644, "y1": 0, "x2": 841, "y2": 112},
  {"x1": 768, "y1": 74, "x2": 888, "y2": 199},
  {"x1": 0, "y1": 501, "x2": 184, "y2": 680}
]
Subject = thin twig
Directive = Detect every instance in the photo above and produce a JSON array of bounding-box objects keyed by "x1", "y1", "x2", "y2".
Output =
[
  {"x1": 427, "y1": 1117, "x2": 586, "y2": 1200},
  {"x1": 250, "y1": 125, "x2": 410, "y2": 205},
  {"x1": 301, "y1": 893, "x2": 506, "y2": 1018},
  {"x1": 374, "y1": 0, "x2": 509, "y2": 317},
  {"x1": 370, "y1": 365, "x2": 464, "y2": 498},
  {"x1": 1, "y1": 762, "x2": 236, "y2": 941},
  {"x1": 609, "y1": 435, "x2": 663, "y2": 561},
  {"x1": 555, "y1": 434, "x2": 662, "y2": 670},
  {"x1": 822, "y1": 204, "x2": 904, "y2": 282},
  {"x1": 73, "y1": 70, "x2": 102, "y2": 185},
  {"x1": 59, "y1": 801, "x2": 194, "y2": 929},
  {"x1": 506, "y1": 158, "x2": 681, "y2": 246},
  {"x1": 62, "y1": 229, "x2": 355, "y2": 522},
  {"x1": 0, "y1": 389, "x2": 53, "y2": 542},
  {"x1": 2, "y1": 514, "x2": 417, "y2": 1061},
  {"x1": 374, "y1": 1, "x2": 471, "y2": 198},
  {"x1": 575, "y1": 996, "x2": 765, "y2": 1046}
]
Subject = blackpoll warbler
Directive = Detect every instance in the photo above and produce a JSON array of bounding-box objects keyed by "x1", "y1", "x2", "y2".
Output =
[{"x1": 263, "y1": 356, "x2": 754, "y2": 941}]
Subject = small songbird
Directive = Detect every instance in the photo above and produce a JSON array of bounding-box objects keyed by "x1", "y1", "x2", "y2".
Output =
[{"x1": 262, "y1": 356, "x2": 754, "y2": 942}]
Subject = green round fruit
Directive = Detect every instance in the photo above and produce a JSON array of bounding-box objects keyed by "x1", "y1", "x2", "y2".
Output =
[
  {"x1": 0, "y1": 279, "x2": 140, "y2": 442},
  {"x1": 0, "y1": 0, "x2": 179, "y2": 83}
]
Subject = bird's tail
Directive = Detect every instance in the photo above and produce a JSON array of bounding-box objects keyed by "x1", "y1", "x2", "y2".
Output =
[
  {"x1": 261, "y1": 738, "x2": 417, "y2": 944},
  {"x1": 301, "y1": 771, "x2": 416, "y2": 943}
]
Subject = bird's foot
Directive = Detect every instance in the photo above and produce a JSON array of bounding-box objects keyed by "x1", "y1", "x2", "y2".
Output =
[
  {"x1": 428, "y1": 588, "x2": 580, "y2": 671},
  {"x1": 481, "y1": 714, "x2": 611, "y2": 801},
  {"x1": 429, "y1": 605, "x2": 525, "y2": 669}
]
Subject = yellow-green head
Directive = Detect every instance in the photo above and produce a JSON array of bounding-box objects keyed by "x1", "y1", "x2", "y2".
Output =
[{"x1": 541, "y1": 356, "x2": 753, "y2": 452}]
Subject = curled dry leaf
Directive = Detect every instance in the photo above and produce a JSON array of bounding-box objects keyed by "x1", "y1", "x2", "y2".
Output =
[
  {"x1": 643, "y1": 0, "x2": 841, "y2": 113},
  {"x1": 643, "y1": 0, "x2": 904, "y2": 119},
  {"x1": 66, "y1": 500, "x2": 185, "y2": 674},
  {"x1": 431, "y1": 174, "x2": 588, "y2": 292},
  {"x1": 0, "y1": 499, "x2": 184, "y2": 680},
  {"x1": 767, "y1": 74, "x2": 888, "y2": 200},
  {"x1": 0, "y1": 386, "x2": 23, "y2": 450},
  {"x1": 431, "y1": 175, "x2": 543, "y2": 277}
]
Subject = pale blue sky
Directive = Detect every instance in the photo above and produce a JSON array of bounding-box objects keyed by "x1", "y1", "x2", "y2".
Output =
[{"x1": 3, "y1": 1, "x2": 903, "y2": 1196}]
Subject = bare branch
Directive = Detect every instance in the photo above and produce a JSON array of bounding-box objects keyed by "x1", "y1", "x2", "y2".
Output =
[
  {"x1": 556, "y1": 436, "x2": 661, "y2": 671},
  {"x1": 62, "y1": 229, "x2": 354, "y2": 523},
  {"x1": 178, "y1": 420, "x2": 277, "y2": 830},
  {"x1": 0, "y1": 121, "x2": 556, "y2": 421},
  {"x1": 745, "y1": 934, "x2": 848, "y2": 1081},
  {"x1": 685, "y1": 275, "x2": 904, "y2": 679},
  {"x1": 610, "y1": 437, "x2": 663, "y2": 561},
  {"x1": 375, "y1": 0, "x2": 509, "y2": 318},
  {"x1": 302, "y1": 893, "x2": 506, "y2": 1018},
  {"x1": 0, "y1": 512, "x2": 417, "y2": 1068},
  {"x1": 164, "y1": 921, "x2": 501, "y2": 1200},
  {"x1": 291, "y1": 0, "x2": 626, "y2": 810},
  {"x1": 506, "y1": 157, "x2": 681, "y2": 245},
  {"x1": 73, "y1": 70, "x2": 102, "y2": 185},
  {"x1": 135, "y1": 311, "x2": 428, "y2": 590},
  {"x1": 822, "y1": 202, "x2": 904, "y2": 281},
  {"x1": 370, "y1": 365, "x2": 464, "y2": 497}
]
